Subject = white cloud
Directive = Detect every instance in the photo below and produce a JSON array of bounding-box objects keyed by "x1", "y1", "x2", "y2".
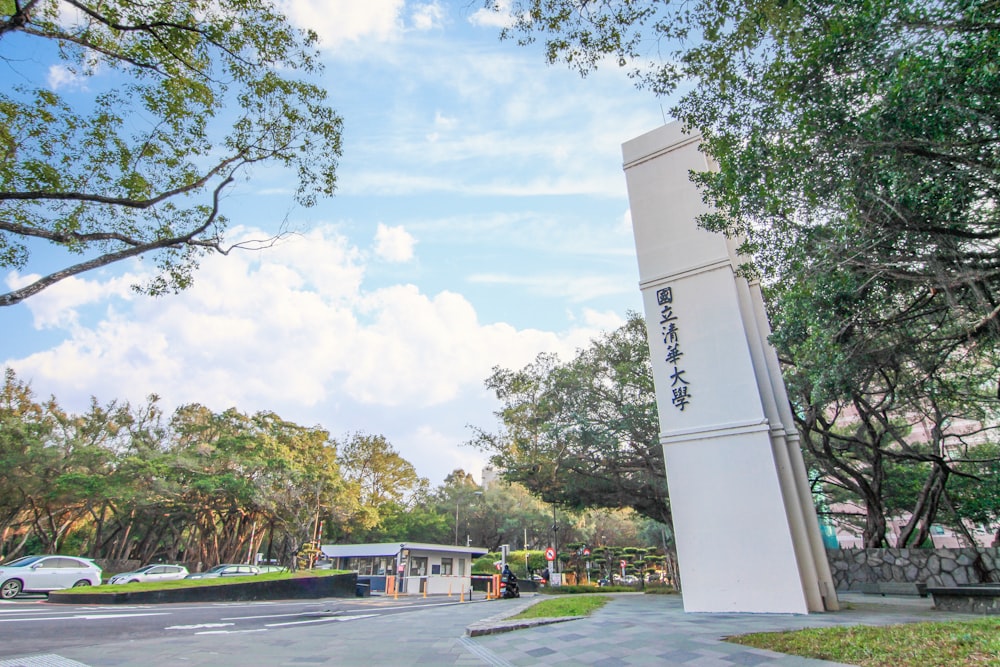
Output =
[
  {"x1": 579, "y1": 308, "x2": 627, "y2": 331},
  {"x1": 373, "y1": 223, "x2": 417, "y2": 262},
  {"x1": 467, "y1": 1, "x2": 513, "y2": 28},
  {"x1": 411, "y1": 2, "x2": 445, "y2": 31},
  {"x1": 10, "y1": 270, "x2": 136, "y2": 330},
  {"x1": 619, "y1": 208, "x2": 634, "y2": 234},
  {"x1": 408, "y1": 424, "x2": 487, "y2": 483},
  {"x1": 47, "y1": 65, "x2": 85, "y2": 91},
  {"x1": 278, "y1": 0, "x2": 404, "y2": 47},
  {"x1": 434, "y1": 111, "x2": 458, "y2": 130},
  {"x1": 8, "y1": 224, "x2": 590, "y2": 422}
]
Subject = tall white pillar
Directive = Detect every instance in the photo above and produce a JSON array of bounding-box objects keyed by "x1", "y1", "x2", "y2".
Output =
[{"x1": 622, "y1": 122, "x2": 838, "y2": 613}]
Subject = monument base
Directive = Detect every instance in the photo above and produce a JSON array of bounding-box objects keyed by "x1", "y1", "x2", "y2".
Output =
[{"x1": 664, "y1": 425, "x2": 810, "y2": 614}]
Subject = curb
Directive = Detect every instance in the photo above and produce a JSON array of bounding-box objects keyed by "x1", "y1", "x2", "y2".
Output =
[
  {"x1": 466, "y1": 615, "x2": 583, "y2": 636},
  {"x1": 465, "y1": 595, "x2": 585, "y2": 637}
]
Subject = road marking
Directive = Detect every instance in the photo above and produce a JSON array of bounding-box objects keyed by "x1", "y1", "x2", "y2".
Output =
[
  {"x1": 265, "y1": 614, "x2": 375, "y2": 627},
  {"x1": 459, "y1": 637, "x2": 515, "y2": 667},
  {"x1": 222, "y1": 610, "x2": 342, "y2": 621},
  {"x1": 195, "y1": 629, "x2": 267, "y2": 635},
  {"x1": 166, "y1": 622, "x2": 234, "y2": 630},
  {"x1": 0, "y1": 612, "x2": 169, "y2": 623},
  {"x1": 0, "y1": 654, "x2": 92, "y2": 667}
]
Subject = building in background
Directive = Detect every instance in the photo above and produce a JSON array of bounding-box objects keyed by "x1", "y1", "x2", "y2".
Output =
[{"x1": 321, "y1": 542, "x2": 487, "y2": 595}]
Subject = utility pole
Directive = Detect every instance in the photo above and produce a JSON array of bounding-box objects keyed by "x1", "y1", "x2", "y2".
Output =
[{"x1": 552, "y1": 504, "x2": 559, "y2": 574}]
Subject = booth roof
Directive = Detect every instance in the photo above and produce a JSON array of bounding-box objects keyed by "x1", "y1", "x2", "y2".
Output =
[{"x1": 320, "y1": 542, "x2": 490, "y2": 558}]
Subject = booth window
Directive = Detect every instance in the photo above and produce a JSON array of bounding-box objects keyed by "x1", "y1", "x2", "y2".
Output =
[
  {"x1": 441, "y1": 558, "x2": 453, "y2": 575},
  {"x1": 458, "y1": 558, "x2": 466, "y2": 576}
]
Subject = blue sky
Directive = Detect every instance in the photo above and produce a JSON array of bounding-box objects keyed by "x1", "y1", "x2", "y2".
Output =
[{"x1": 1, "y1": 1, "x2": 668, "y2": 485}]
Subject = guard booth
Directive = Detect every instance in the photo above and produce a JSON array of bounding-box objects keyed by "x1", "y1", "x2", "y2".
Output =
[{"x1": 321, "y1": 542, "x2": 487, "y2": 595}]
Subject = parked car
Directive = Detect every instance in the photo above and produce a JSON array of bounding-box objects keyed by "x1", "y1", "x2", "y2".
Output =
[
  {"x1": 185, "y1": 564, "x2": 260, "y2": 579},
  {"x1": 108, "y1": 564, "x2": 189, "y2": 585},
  {"x1": 255, "y1": 565, "x2": 288, "y2": 574},
  {"x1": 0, "y1": 555, "x2": 102, "y2": 599}
]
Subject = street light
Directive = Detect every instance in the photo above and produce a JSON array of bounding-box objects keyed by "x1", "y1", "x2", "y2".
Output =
[{"x1": 454, "y1": 491, "x2": 483, "y2": 545}]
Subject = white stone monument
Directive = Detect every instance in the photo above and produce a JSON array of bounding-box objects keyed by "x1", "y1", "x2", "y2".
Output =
[{"x1": 622, "y1": 122, "x2": 838, "y2": 613}]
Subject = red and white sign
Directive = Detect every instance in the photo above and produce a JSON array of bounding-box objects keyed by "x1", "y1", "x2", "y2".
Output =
[
  {"x1": 620, "y1": 559, "x2": 627, "y2": 568},
  {"x1": 583, "y1": 548, "x2": 591, "y2": 556},
  {"x1": 545, "y1": 547, "x2": 556, "y2": 561}
]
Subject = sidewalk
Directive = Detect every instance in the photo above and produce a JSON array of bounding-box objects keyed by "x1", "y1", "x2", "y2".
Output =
[
  {"x1": 9, "y1": 592, "x2": 979, "y2": 667},
  {"x1": 466, "y1": 592, "x2": 966, "y2": 666}
]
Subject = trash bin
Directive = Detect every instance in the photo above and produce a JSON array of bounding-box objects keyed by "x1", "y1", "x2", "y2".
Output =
[{"x1": 355, "y1": 583, "x2": 371, "y2": 597}]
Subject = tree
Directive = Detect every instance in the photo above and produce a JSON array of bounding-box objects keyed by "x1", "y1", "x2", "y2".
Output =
[
  {"x1": 771, "y1": 242, "x2": 1000, "y2": 547},
  {"x1": 488, "y1": 0, "x2": 1000, "y2": 546},
  {"x1": 470, "y1": 313, "x2": 671, "y2": 526},
  {"x1": 492, "y1": 0, "x2": 1000, "y2": 354},
  {"x1": 0, "y1": 0, "x2": 342, "y2": 306},
  {"x1": 946, "y1": 442, "x2": 1000, "y2": 546},
  {"x1": 337, "y1": 432, "x2": 427, "y2": 538}
]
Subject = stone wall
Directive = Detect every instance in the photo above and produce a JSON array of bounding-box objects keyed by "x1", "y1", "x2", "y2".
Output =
[{"x1": 827, "y1": 547, "x2": 1000, "y2": 590}]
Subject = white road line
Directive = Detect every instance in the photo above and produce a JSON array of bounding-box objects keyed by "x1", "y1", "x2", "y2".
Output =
[
  {"x1": 264, "y1": 614, "x2": 375, "y2": 627},
  {"x1": 0, "y1": 612, "x2": 169, "y2": 623},
  {"x1": 195, "y1": 629, "x2": 267, "y2": 635},
  {"x1": 221, "y1": 611, "x2": 342, "y2": 621},
  {"x1": 166, "y1": 622, "x2": 234, "y2": 630},
  {"x1": 0, "y1": 654, "x2": 93, "y2": 667}
]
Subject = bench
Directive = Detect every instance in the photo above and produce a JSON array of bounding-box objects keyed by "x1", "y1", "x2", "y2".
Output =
[
  {"x1": 926, "y1": 585, "x2": 1000, "y2": 614},
  {"x1": 858, "y1": 582, "x2": 927, "y2": 597}
]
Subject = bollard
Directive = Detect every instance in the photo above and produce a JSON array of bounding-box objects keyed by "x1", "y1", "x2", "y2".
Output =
[{"x1": 448, "y1": 582, "x2": 452, "y2": 598}]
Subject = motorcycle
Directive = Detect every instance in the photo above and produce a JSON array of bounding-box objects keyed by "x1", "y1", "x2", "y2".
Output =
[{"x1": 501, "y1": 569, "x2": 520, "y2": 599}]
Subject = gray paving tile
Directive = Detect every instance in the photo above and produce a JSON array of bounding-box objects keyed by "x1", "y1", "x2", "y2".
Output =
[{"x1": 25, "y1": 591, "x2": 980, "y2": 667}]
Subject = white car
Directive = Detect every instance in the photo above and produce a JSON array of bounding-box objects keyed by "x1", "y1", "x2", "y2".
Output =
[
  {"x1": 0, "y1": 555, "x2": 102, "y2": 599},
  {"x1": 185, "y1": 564, "x2": 260, "y2": 579},
  {"x1": 108, "y1": 564, "x2": 189, "y2": 585}
]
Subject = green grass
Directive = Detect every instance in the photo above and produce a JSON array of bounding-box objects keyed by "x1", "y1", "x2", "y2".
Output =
[
  {"x1": 728, "y1": 617, "x2": 1000, "y2": 667},
  {"x1": 508, "y1": 594, "x2": 610, "y2": 619},
  {"x1": 56, "y1": 569, "x2": 350, "y2": 594}
]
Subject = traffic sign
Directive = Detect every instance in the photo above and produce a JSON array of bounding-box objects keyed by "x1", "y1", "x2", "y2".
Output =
[
  {"x1": 545, "y1": 547, "x2": 556, "y2": 561},
  {"x1": 583, "y1": 548, "x2": 590, "y2": 556}
]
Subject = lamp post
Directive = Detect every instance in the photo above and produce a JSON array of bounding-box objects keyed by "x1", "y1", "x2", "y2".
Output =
[
  {"x1": 552, "y1": 503, "x2": 560, "y2": 574},
  {"x1": 454, "y1": 491, "x2": 483, "y2": 545}
]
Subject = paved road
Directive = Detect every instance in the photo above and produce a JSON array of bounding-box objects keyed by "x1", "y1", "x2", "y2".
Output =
[
  {"x1": 0, "y1": 592, "x2": 980, "y2": 667},
  {"x1": 0, "y1": 595, "x2": 483, "y2": 659}
]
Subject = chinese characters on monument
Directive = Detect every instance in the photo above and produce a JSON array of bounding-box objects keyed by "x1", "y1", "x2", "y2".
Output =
[{"x1": 657, "y1": 286, "x2": 691, "y2": 411}]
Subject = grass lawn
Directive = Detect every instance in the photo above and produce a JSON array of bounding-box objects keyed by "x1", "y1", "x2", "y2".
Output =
[
  {"x1": 508, "y1": 594, "x2": 610, "y2": 620},
  {"x1": 56, "y1": 569, "x2": 350, "y2": 594},
  {"x1": 728, "y1": 617, "x2": 1000, "y2": 667}
]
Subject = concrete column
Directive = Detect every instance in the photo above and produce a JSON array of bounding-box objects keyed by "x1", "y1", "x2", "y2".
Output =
[{"x1": 622, "y1": 122, "x2": 837, "y2": 613}]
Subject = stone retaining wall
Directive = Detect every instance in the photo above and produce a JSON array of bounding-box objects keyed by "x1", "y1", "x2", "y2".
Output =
[{"x1": 826, "y1": 547, "x2": 1000, "y2": 591}]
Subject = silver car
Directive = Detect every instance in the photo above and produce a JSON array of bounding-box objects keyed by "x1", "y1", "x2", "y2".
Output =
[
  {"x1": 108, "y1": 564, "x2": 189, "y2": 585},
  {"x1": 184, "y1": 564, "x2": 260, "y2": 579},
  {"x1": 0, "y1": 555, "x2": 102, "y2": 599}
]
